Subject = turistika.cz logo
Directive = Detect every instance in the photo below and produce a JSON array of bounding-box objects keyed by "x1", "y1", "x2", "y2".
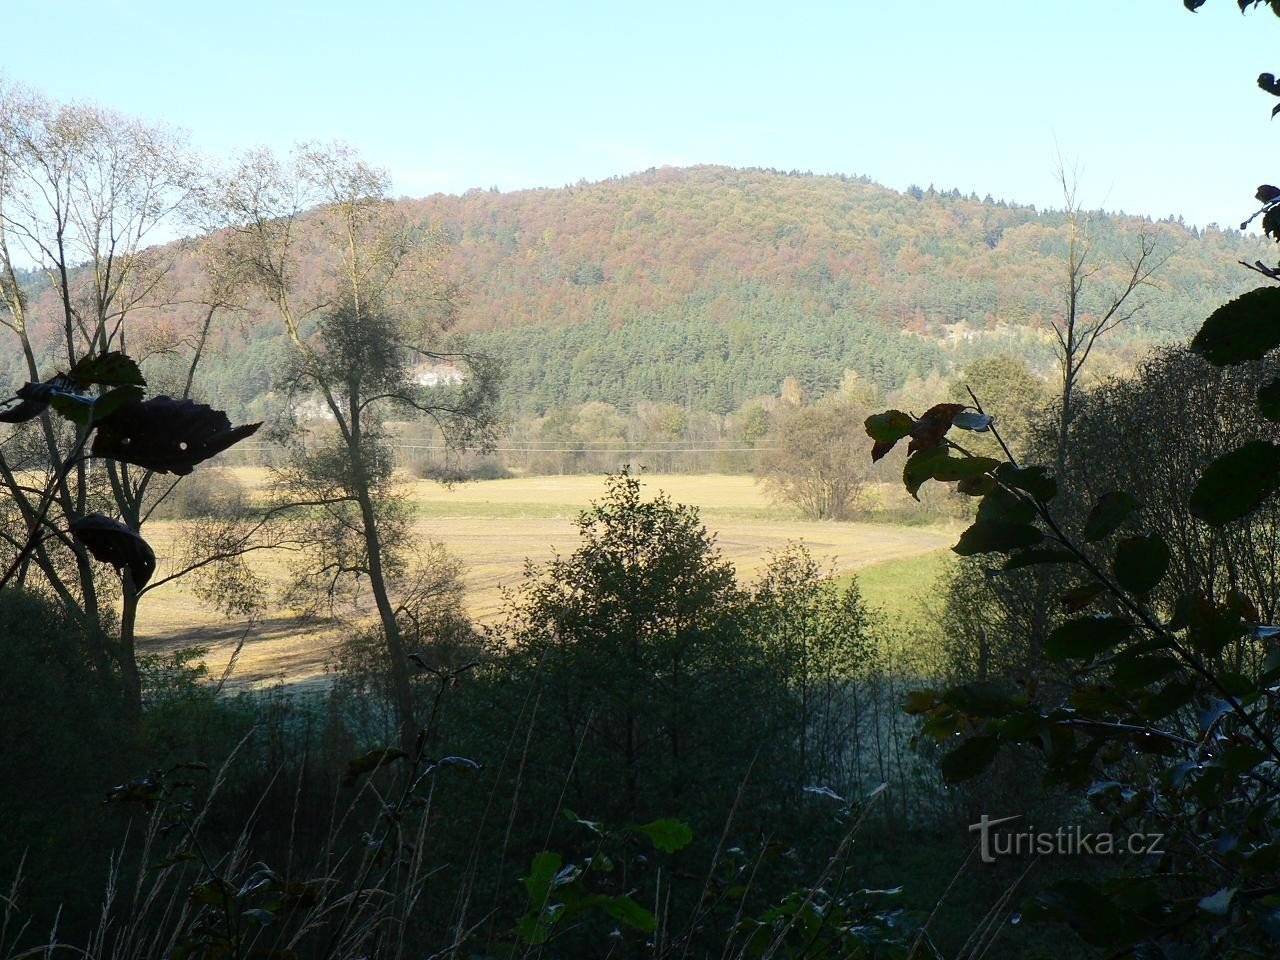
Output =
[{"x1": 969, "y1": 815, "x2": 1165, "y2": 864}]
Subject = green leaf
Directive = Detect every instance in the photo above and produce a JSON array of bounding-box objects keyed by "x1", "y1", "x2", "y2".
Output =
[
  {"x1": 1190, "y1": 285, "x2": 1280, "y2": 366},
  {"x1": 1190, "y1": 440, "x2": 1280, "y2": 527},
  {"x1": 903, "y1": 446, "x2": 948, "y2": 500},
  {"x1": 939, "y1": 734, "x2": 999, "y2": 783},
  {"x1": 1111, "y1": 655, "x2": 1179, "y2": 691},
  {"x1": 956, "y1": 473, "x2": 996, "y2": 496},
  {"x1": 68, "y1": 351, "x2": 146, "y2": 388},
  {"x1": 1113, "y1": 535, "x2": 1171, "y2": 595},
  {"x1": 907, "y1": 402, "x2": 965, "y2": 453},
  {"x1": 1138, "y1": 679, "x2": 1196, "y2": 721},
  {"x1": 1083, "y1": 491, "x2": 1141, "y2": 543},
  {"x1": 1045, "y1": 617, "x2": 1132, "y2": 661},
  {"x1": 522, "y1": 851, "x2": 562, "y2": 907},
  {"x1": 1259, "y1": 377, "x2": 1280, "y2": 422},
  {"x1": 54, "y1": 385, "x2": 147, "y2": 428},
  {"x1": 864, "y1": 410, "x2": 913, "y2": 442},
  {"x1": 903, "y1": 689, "x2": 938, "y2": 714},
  {"x1": 996, "y1": 463, "x2": 1057, "y2": 501},
  {"x1": 931, "y1": 455, "x2": 999, "y2": 482},
  {"x1": 70, "y1": 514, "x2": 157, "y2": 588},
  {"x1": 1187, "y1": 594, "x2": 1247, "y2": 658},
  {"x1": 1061, "y1": 581, "x2": 1105, "y2": 613},
  {"x1": 632, "y1": 818, "x2": 693, "y2": 853},
  {"x1": 91, "y1": 397, "x2": 263, "y2": 477},
  {"x1": 953, "y1": 519, "x2": 1042, "y2": 556},
  {"x1": 48, "y1": 392, "x2": 95, "y2": 427},
  {"x1": 977, "y1": 485, "x2": 1036, "y2": 525},
  {"x1": 518, "y1": 901, "x2": 563, "y2": 945},
  {"x1": 1221, "y1": 744, "x2": 1268, "y2": 773},
  {"x1": 594, "y1": 894, "x2": 657, "y2": 932},
  {"x1": 91, "y1": 385, "x2": 145, "y2": 424}
]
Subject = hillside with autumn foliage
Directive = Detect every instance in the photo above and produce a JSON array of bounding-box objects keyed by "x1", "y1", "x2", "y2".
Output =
[
  {"x1": 401, "y1": 165, "x2": 1266, "y2": 415},
  {"x1": 9, "y1": 165, "x2": 1261, "y2": 422}
]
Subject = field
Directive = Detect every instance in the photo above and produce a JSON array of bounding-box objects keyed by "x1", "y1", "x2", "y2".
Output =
[{"x1": 136, "y1": 471, "x2": 958, "y2": 687}]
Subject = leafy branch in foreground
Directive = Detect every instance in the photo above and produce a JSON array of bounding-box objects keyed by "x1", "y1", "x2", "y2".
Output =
[{"x1": 866, "y1": 262, "x2": 1280, "y2": 951}]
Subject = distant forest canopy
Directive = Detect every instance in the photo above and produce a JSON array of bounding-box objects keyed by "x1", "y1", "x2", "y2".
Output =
[
  {"x1": 434, "y1": 166, "x2": 1261, "y2": 415},
  {"x1": 5, "y1": 165, "x2": 1265, "y2": 424}
]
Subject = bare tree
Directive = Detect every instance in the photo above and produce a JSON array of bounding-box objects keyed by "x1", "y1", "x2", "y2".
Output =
[
  {"x1": 759, "y1": 397, "x2": 869, "y2": 520},
  {"x1": 1049, "y1": 162, "x2": 1168, "y2": 471}
]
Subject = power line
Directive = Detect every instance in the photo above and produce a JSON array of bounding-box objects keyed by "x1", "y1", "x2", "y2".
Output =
[{"x1": 229, "y1": 443, "x2": 777, "y2": 453}]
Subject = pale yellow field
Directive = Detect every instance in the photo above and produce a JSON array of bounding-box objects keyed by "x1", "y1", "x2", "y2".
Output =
[{"x1": 135, "y1": 471, "x2": 957, "y2": 688}]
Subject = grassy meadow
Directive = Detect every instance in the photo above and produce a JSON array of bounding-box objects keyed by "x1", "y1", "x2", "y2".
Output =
[{"x1": 136, "y1": 470, "x2": 958, "y2": 687}]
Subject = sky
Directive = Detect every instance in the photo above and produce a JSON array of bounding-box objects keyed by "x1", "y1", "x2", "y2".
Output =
[{"x1": 2, "y1": 0, "x2": 1276, "y2": 227}]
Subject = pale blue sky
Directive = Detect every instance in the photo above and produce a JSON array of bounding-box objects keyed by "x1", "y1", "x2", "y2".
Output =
[{"x1": 3, "y1": 0, "x2": 1275, "y2": 226}]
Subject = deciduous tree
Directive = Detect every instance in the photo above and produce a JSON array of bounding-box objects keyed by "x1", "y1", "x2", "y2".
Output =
[
  {"x1": 759, "y1": 397, "x2": 869, "y2": 520},
  {"x1": 210, "y1": 143, "x2": 500, "y2": 749},
  {"x1": 0, "y1": 83, "x2": 265, "y2": 715}
]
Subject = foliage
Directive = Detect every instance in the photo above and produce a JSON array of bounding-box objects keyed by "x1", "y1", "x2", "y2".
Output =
[
  {"x1": 512, "y1": 813, "x2": 692, "y2": 946},
  {"x1": 487, "y1": 470, "x2": 767, "y2": 826},
  {"x1": 868, "y1": 224, "x2": 1280, "y2": 952},
  {"x1": 7, "y1": 164, "x2": 1251, "y2": 428},
  {"x1": 0, "y1": 83, "x2": 274, "y2": 720},
  {"x1": 0, "y1": 589, "x2": 127, "y2": 916},
  {"x1": 748, "y1": 543, "x2": 879, "y2": 791}
]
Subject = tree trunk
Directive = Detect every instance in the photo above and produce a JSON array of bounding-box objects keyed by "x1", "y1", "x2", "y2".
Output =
[{"x1": 353, "y1": 467, "x2": 418, "y2": 752}]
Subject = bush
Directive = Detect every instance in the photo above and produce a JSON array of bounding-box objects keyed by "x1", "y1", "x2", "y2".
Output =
[
  {"x1": 409, "y1": 456, "x2": 512, "y2": 482},
  {"x1": 148, "y1": 467, "x2": 248, "y2": 519},
  {"x1": 0, "y1": 589, "x2": 130, "y2": 935}
]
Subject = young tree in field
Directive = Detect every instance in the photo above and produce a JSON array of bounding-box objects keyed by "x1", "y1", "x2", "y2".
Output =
[
  {"x1": 211, "y1": 143, "x2": 500, "y2": 749},
  {"x1": 491, "y1": 471, "x2": 763, "y2": 824},
  {"x1": 758, "y1": 397, "x2": 869, "y2": 520},
  {"x1": 947, "y1": 354, "x2": 1046, "y2": 459},
  {"x1": 747, "y1": 543, "x2": 875, "y2": 792}
]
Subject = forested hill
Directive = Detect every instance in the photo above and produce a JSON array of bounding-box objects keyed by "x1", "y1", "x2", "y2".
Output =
[
  {"x1": 37, "y1": 165, "x2": 1259, "y2": 421},
  {"x1": 397, "y1": 166, "x2": 1263, "y2": 414}
]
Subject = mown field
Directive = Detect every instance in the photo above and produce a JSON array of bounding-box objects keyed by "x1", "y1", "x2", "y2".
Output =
[{"x1": 136, "y1": 471, "x2": 958, "y2": 687}]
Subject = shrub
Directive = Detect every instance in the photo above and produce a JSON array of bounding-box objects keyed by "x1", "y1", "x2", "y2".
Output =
[{"x1": 148, "y1": 467, "x2": 248, "y2": 519}]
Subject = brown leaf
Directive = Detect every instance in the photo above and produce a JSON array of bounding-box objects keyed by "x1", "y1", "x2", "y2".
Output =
[{"x1": 907, "y1": 403, "x2": 966, "y2": 454}]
